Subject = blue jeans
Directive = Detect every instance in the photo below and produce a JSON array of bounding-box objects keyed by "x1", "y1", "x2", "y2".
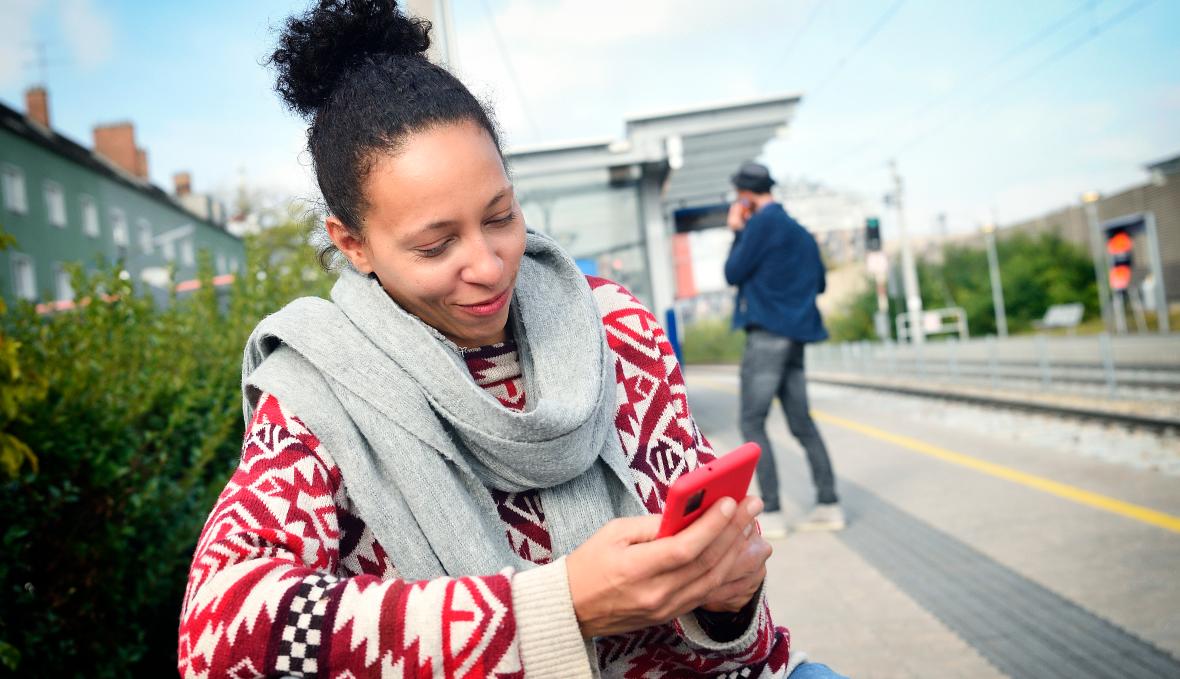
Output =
[
  {"x1": 788, "y1": 662, "x2": 849, "y2": 678},
  {"x1": 739, "y1": 329, "x2": 838, "y2": 510}
]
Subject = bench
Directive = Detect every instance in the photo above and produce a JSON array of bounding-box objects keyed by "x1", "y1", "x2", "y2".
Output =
[{"x1": 1036, "y1": 303, "x2": 1085, "y2": 333}]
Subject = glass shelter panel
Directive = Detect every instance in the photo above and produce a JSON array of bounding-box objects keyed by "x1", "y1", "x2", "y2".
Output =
[{"x1": 515, "y1": 167, "x2": 651, "y2": 306}]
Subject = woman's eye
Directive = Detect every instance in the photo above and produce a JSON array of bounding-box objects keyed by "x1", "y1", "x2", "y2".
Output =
[
  {"x1": 416, "y1": 240, "x2": 451, "y2": 258},
  {"x1": 488, "y1": 211, "x2": 516, "y2": 226}
]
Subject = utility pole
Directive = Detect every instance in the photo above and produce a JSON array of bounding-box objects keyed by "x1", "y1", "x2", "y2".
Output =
[
  {"x1": 982, "y1": 222, "x2": 1008, "y2": 337},
  {"x1": 889, "y1": 159, "x2": 924, "y2": 343}
]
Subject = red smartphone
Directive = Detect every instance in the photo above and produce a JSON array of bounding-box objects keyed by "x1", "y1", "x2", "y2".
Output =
[{"x1": 656, "y1": 443, "x2": 761, "y2": 538}]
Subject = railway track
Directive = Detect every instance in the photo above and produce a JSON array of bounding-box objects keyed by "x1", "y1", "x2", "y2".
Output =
[{"x1": 808, "y1": 373, "x2": 1180, "y2": 434}]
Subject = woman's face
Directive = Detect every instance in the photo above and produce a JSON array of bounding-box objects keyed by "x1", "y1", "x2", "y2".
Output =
[{"x1": 328, "y1": 121, "x2": 526, "y2": 348}]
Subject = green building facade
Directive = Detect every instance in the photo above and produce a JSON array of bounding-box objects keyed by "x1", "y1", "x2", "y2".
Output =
[{"x1": 0, "y1": 101, "x2": 243, "y2": 307}]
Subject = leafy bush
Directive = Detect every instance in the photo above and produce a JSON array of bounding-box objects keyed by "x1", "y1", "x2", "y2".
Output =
[
  {"x1": 682, "y1": 317, "x2": 745, "y2": 364},
  {"x1": 916, "y1": 231, "x2": 1098, "y2": 337},
  {"x1": 0, "y1": 216, "x2": 331, "y2": 677}
]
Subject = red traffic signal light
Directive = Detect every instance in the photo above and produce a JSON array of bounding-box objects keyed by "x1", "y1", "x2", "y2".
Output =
[
  {"x1": 1106, "y1": 230, "x2": 1133, "y2": 256},
  {"x1": 1109, "y1": 264, "x2": 1132, "y2": 291},
  {"x1": 1104, "y1": 226, "x2": 1134, "y2": 291}
]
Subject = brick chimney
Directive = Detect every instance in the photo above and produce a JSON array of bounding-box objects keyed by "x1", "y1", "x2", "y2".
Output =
[
  {"x1": 25, "y1": 87, "x2": 50, "y2": 128},
  {"x1": 173, "y1": 171, "x2": 192, "y2": 197},
  {"x1": 93, "y1": 122, "x2": 149, "y2": 180}
]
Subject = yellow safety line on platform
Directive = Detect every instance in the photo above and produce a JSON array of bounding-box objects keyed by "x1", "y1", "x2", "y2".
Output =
[{"x1": 693, "y1": 376, "x2": 1180, "y2": 534}]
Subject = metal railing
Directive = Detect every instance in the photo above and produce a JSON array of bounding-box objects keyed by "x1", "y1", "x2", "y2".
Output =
[{"x1": 809, "y1": 333, "x2": 1180, "y2": 399}]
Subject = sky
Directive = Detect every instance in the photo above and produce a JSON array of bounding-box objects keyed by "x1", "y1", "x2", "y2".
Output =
[{"x1": 2, "y1": 0, "x2": 1178, "y2": 238}]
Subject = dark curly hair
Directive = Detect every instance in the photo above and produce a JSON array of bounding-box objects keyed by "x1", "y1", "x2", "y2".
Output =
[{"x1": 269, "y1": 0, "x2": 503, "y2": 267}]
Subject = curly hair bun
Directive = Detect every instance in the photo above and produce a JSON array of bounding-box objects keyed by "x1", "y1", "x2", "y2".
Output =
[{"x1": 271, "y1": 0, "x2": 431, "y2": 118}]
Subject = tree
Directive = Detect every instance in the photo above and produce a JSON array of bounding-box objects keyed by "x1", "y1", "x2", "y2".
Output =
[{"x1": 824, "y1": 231, "x2": 1098, "y2": 341}]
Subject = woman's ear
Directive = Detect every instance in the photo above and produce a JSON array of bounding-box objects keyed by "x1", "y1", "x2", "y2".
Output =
[{"x1": 326, "y1": 216, "x2": 371, "y2": 273}]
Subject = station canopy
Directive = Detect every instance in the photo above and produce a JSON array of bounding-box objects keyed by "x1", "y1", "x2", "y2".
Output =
[{"x1": 508, "y1": 92, "x2": 801, "y2": 214}]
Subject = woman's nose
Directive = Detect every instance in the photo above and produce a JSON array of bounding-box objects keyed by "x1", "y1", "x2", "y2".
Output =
[{"x1": 461, "y1": 236, "x2": 503, "y2": 285}]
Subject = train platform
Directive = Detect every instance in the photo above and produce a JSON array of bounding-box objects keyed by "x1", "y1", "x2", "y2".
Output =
[{"x1": 684, "y1": 365, "x2": 1180, "y2": 679}]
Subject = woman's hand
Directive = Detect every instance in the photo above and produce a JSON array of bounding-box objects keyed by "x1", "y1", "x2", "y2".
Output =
[
  {"x1": 699, "y1": 523, "x2": 772, "y2": 614},
  {"x1": 565, "y1": 496, "x2": 762, "y2": 638}
]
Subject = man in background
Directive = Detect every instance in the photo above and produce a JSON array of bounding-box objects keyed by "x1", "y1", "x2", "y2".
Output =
[{"x1": 724, "y1": 161, "x2": 843, "y2": 537}]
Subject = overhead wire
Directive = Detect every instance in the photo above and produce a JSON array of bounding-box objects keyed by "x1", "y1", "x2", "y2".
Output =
[
  {"x1": 807, "y1": 0, "x2": 907, "y2": 98},
  {"x1": 811, "y1": 0, "x2": 1102, "y2": 178},
  {"x1": 885, "y1": 0, "x2": 1158, "y2": 163},
  {"x1": 774, "y1": 0, "x2": 826, "y2": 75},
  {"x1": 817, "y1": 0, "x2": 1158, "y2": 183},
  {"x1": 480, "y1": 0, "x2": 540, "y2": 139}
]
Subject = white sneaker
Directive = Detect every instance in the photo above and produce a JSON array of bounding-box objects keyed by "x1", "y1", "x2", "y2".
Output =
[
  {"x1": 794, "y1": 503, "x2": 846, "y2": 532},
  {"x1": 758, "y1": 510, "x2": 788, "y2": 539}
]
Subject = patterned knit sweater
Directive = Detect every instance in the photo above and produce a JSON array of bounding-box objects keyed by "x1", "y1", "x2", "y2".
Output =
[{"x1": 178, "y1": 276, "x2": 791, "y2": 678}]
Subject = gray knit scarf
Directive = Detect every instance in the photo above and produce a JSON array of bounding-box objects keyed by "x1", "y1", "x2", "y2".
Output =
[{"x1": 241, "y1": 231, "x2": 645, "y2": 580}]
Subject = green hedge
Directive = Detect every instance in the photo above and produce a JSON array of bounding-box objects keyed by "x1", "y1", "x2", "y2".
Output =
[
  {"x1": 682, "y1": 317, "x2": 745, "y2": 364},
  {"x1": 0, "y1": 218, "x2": 331, "y2": 677}
]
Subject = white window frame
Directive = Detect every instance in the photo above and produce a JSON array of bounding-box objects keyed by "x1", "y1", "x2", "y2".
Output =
[
  {"x1": 10, "y1": 251, "x2": 36, "y2": 300},
  {"x1": 54, "y1": 262, "x2": 75, "y2": 302},
  {"x1": 80, "y1": 195, "x2": 100, "y2": 237},
  {"x1": 2, "y1": 164, "x2": 28, "y2": 214},
  {"x1": 44, "y1": 180, "x2": 66, "y2": 227},
  {"x1": 181, "y1": 239, "x2": 195, "y2": 267},
  {"x1": 110, "y1": 207, "x2": 129, "y2": 247},
  {"x1": 137, "y1": 218, "x2": 153, "y2": 254},
  {"x1": 162, "y1": 239, "x2": 176, "y2": 262}
]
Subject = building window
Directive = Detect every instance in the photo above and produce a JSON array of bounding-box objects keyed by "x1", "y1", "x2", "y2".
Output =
[
  {"x1": 10, "y1": 252, "x2": 36, "y2": 300},
  {"x1": 110, "y1": 207, "x2": 129, "y2": 247},
  {"x1": 80, "y1": 195, "x2": 99, "y2": 237},
  {"x1": 2, "y1": 165, "x2": 28, "y2": 214},
  {"x1": 138, "y1": 219, "x2": 152, "y2": 254},
  {"x1": 44, "y1": 181, "x2": 66, "y2": 227},
  {"x1": 162, "y1": 239, "x2": 176, "y2": 262},
  {"x1": 181, "y1": 239, "x2": 195, "y2": 267},
  {"x1": 215, "y1": 252, "x2": 226, "y2": 274},
  {"x1": 54, "y1": 263, "x2": 75, "y2": 302}
]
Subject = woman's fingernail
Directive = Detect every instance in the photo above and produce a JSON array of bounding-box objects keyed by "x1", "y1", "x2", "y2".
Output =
[
  {"x1": 749, "y1": 498, "x2": 764, "y2": 516},
  {"x1": 719, "y1": 498, "x2": 736, "y2": 518}
]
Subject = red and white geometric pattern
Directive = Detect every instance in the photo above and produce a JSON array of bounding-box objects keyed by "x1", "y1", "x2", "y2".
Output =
[
  {"x1": 177, "y1": 276, "x2": 791, "y2": 678},
  {"x1": 462, "y1": 340, "x2": 526, "y2": 411}
]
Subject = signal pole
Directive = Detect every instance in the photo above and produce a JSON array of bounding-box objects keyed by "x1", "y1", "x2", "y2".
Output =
[
  {"x1": 889, "y1": 159, "x2": 924, "y2": 343},
  {"x1": 865, "y1": 217, "x2": 889, "y2": 339},
  {"x1": 982, "y1": 222, "x2": 1009, "y2": 338},
  {"x1": 1082, "y1": 191, "x2": 1112, "y2": 333}
]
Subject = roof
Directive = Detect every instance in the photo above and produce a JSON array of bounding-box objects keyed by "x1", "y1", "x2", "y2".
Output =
[
  {"x1": 627, "y1": 94, "x2": 801, "y2": 208},
  {"x1": 506, "y1": 93, "x2": 801, "y2": 210},
  {"x1": 624, "y1": 91, "x2": 803, "y2": 126},
  {"x1": 0, "y1": 99, "x2": 240, "y2": 240},
  {"x1": 1146, "y1": 152, "x2": 1180, "y2": 177}
]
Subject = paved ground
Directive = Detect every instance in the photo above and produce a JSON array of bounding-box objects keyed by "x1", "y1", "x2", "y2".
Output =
[{"x1": 684, "y1": 365, "x2": 1180, "y2": 679}]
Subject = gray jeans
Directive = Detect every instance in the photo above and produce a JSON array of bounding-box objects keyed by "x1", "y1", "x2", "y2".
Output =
[{"x1": 739, "y1": 329, "x2": 838, "y2": 510}]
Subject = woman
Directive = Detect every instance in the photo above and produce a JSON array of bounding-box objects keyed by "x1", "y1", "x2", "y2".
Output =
[{"x1": 178, "y1": 1, "x2": 845, "y2": 677}]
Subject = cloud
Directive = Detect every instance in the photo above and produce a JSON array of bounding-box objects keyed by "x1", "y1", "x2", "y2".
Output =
[
  {"x1": 0, "y1": 0, "x2": 45, "y2": 87},
  {"x1": 59, "y1": 0, "x2": 114, "y2": 70}
]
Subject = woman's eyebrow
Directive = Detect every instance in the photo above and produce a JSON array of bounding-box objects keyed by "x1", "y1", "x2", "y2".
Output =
[
  {"x1": 404, "y1": 187, "x2": 516, "y2": 241},
  {"x1": 484, "y1": 186, "x2": 513, "y2": 210}
]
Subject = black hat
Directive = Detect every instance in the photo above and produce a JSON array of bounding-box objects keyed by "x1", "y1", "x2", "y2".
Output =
[{"x1": 731, "y1": 161, "x2": 775, "y2": 192}]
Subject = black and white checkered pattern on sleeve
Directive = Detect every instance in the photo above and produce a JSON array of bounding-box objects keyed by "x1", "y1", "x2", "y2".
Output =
[{"x1": 275, "y1": 573, "x2": 337, "y2": 677}]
